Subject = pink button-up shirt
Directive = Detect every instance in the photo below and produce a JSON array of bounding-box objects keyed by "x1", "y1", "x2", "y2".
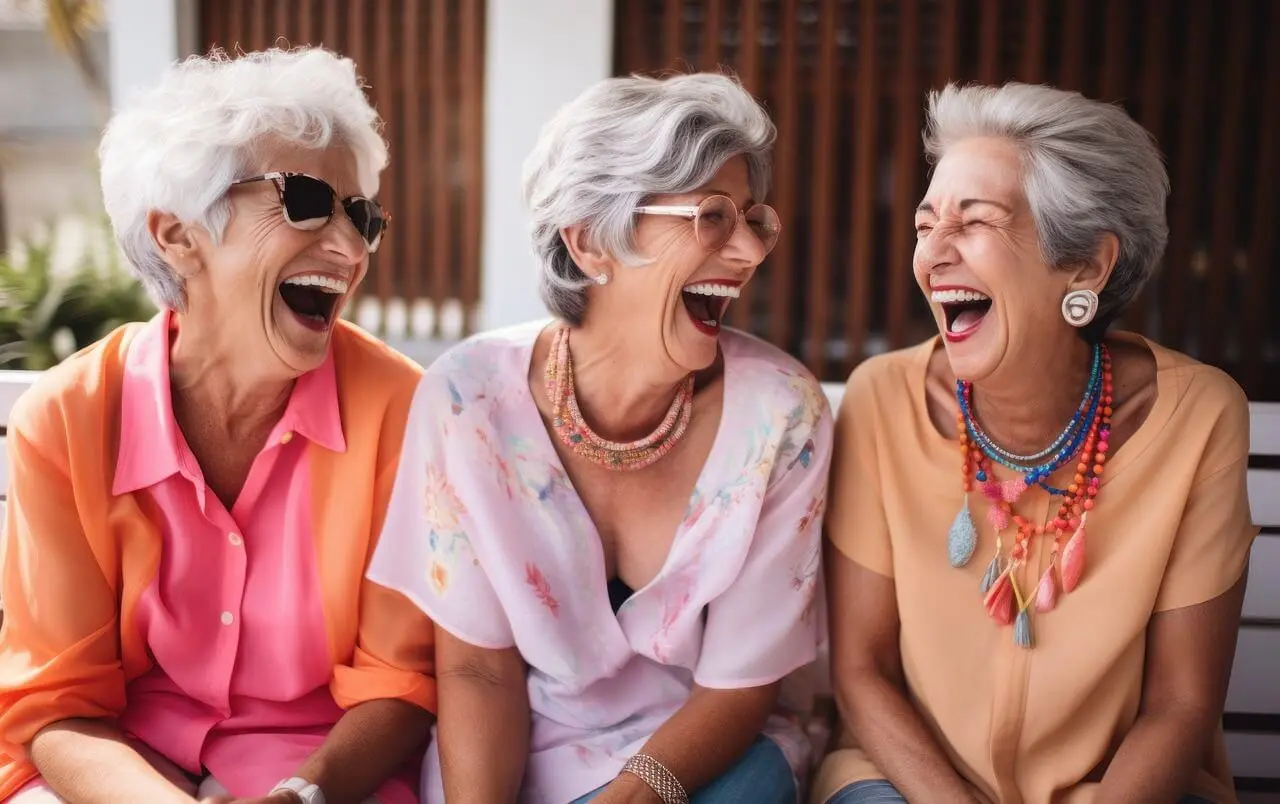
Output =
[{"x1": 93, "y1": 313, "x2": 414, "y2": 801}]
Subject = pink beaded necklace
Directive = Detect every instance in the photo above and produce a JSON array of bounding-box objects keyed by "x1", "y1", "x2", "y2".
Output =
[{"x1": 544, "y1": 324, "x2": 695, "y2": 471}]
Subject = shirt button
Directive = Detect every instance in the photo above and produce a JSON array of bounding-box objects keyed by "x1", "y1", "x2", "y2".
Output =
[
  {"x1": 280, "y1": 431, "x2": 294, "y2": 444},
  {"x1": 220, "y1": 611, "x2": 234, "y2": 626},
  {"x1": 228, "y1": 532, "x2": 243, "y2": 547}
]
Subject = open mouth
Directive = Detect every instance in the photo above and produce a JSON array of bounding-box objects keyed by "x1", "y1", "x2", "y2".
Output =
[
  {"x1": 681, "y1": 281, "x2": 740, "y2": 336},
  {"x1": 933, "y1": 287, "x2": 993, "y2": 339},
  {"x1": 278, "y1": 273, "x2": 349, "y2": 332}
]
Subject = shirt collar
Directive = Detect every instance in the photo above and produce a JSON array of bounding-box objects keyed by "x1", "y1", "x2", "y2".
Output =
[{"x1": 113, "y1": 310, "x2": 347, "y2": 496}]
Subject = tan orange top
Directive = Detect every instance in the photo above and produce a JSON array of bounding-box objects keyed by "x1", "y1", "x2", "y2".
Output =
[{"x1": 813, "y1": 334, "x2": 1257, "y2": 804}]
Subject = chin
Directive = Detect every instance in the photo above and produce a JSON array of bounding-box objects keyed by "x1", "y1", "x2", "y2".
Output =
[{"x1": 939, "y1": 316, "x2": 1005, "y2": 383}]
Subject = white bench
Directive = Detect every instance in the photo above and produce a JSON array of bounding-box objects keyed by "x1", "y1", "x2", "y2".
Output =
[{"x1": 0, "y1": 373, "x2": 1275, "y2": 792}]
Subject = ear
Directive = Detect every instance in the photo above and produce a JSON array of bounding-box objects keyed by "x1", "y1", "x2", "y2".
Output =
[
  {"x1": 559, "y1": 224, "x2": 611, "y2": 283},
  {"x1": 1067, "y1": 231, "x2": 1120, "y2": 294},
  {"x1": 147, "y1": 210, "x2": 205, "y2": 279}
]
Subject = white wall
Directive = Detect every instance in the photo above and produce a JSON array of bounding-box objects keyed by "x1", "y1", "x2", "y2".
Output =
[{"x1": 479, "y1": 0, "x2": 614, "y2": 331}]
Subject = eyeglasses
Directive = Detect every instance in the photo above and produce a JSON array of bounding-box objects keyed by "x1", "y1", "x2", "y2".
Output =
[
  {"x1": 231, "y1": 172, "x2": 389, "y2": 252},
  {"x1": 634, "y1": 194, "x2": 781, "y2": 255}
]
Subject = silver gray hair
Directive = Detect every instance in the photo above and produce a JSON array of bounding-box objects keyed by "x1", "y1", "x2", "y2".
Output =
[
  {"x1": 98, "y1": 47, "x2": 388, "y2": 311},
  {"x1": 523, "y1": 72, "x2": 776, "y2": 325},
  {"x1": 923, "y1": 82, "x2": 1170, "y2": 337}
]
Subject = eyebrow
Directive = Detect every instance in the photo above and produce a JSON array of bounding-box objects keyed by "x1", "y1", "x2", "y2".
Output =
[
  {"x1": 699, "y1": 188, "x2": 756, "y2": 207},
  {"x1": 915, "y1": 198, "x2": 1013, "y2": 214}
]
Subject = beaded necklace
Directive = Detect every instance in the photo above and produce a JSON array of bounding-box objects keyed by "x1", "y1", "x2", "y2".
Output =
[
  {"x1": 947, "y1": 343, "x2": 1114, "y2": 648},
  {"x1": 544, "y1": 324, "x2": 695, "y2": 471}
]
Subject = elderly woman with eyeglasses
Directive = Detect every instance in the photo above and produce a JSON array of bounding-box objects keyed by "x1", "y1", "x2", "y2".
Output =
[
  {"x1": 813, "y1": 83, "x2": 1257, "y2": 804},
  {"x1": 366, "y1": 73, "x2": 832, "y2": 804},
  {"x1": 0, "y1": 48, "x2": 435, "y2": 804}
]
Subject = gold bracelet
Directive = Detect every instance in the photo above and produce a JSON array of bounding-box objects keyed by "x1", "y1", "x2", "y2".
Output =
[{"x1": 620, "y1": 753, "x2": 689, "y2": 804}]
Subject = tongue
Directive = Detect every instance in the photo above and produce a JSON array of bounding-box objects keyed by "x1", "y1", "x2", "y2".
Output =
[
  {"x1": 951, "y1": 308, "x2": 986, "y2": 333},
  {"x1": 682, "y1": 292, "x2": 717, "y2": 325}
]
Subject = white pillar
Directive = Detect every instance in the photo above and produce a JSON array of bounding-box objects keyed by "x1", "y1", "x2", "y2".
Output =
[
  {"x1": 106, "y1": 0, "x2": 186, "y2": 110},
  {"x1": 479, "y1": 0, "x2": 614, "y2": 332}
]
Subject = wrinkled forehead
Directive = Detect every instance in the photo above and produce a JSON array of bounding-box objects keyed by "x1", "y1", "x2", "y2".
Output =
[
  {"x1": 922, "y1": 137, "x2": 1026, "y2": 213},
  {"x1": 246, "y1": 142, "x2": 367, "y2": 198}
]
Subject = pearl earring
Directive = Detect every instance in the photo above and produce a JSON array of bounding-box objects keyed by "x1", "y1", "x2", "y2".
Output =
[
  {"x1": 595, "y1": 273, "x2": 610, "y2": 286},
  {"x1": 1061, "y1": 289, "x2": 1099, "y2": 328}
]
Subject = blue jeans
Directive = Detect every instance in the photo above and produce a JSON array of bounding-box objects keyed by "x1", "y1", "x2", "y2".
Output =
[
  {"x1": 570, "y1": 736, "x2": 796, "y2": 803},
  {"x1": 827, "y1": 781, "x2": 1216, "y2": 803}
]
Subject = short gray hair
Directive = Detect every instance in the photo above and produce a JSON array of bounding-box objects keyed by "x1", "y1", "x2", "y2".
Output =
[
  {"x1": 923, "y1": 82, "x2": 1169, "y2": 338},
  {"x1": 523, "y1": 72, "x2": 776, "y2": 325},
  {"x1": 98, "y1": 47, "x2": 388, "y2": 311}
]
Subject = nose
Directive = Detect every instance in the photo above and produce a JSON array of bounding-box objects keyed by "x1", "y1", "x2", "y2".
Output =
[
  {"x1": 915, "y1": 222, "x2": 960, "y2": 276},
  {"x1": 719, "y1": 215, "x2": 769, "y2": 268},
  {"x1": 319, "y1": 212, "x2": 369, "y2": 265}
]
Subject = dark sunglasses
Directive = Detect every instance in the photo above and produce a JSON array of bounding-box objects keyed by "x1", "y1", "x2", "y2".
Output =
[{"x1": 231, "y1": 171, "x2": 389, "y2": 252}]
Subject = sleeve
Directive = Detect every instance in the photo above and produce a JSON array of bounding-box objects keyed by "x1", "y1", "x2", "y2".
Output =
[
  {"x1": 331, "y1": 581, "x2": 437, "y2": 712},
  {"x1": 824, "y1": 362, "x2": 894, "y2": 577},
  {"x1": 364, "y1": 370, "x2": 517, "y2": 650},
  {"x1": 694, "y1": 381, "x2": 835, "y2": 688},
  {"x1": 0, "y1": 409, "x2": 125, "y2": 759},
  {"x1": 1154, "y1": 380, "x2": 1258, "y2": 612}
]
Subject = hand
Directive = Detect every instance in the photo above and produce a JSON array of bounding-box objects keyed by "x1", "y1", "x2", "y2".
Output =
[
  {"x1": 221, "y1": 795, "x2": 300, "y2": 804},
  {"x1": 590, "y1": 774, "x2": 662, "y2": 804}
]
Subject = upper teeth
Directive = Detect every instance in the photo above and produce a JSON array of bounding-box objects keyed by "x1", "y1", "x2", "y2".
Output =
[
  {"x1": 283, "y1": 274, "x2": 349, "y2": 295},
  {"x1": 684, "y1": 283, "x2": 740, "y2": 298},
  {"x1": 931, "y1": 288, "x2": 989, "y2": 304}
]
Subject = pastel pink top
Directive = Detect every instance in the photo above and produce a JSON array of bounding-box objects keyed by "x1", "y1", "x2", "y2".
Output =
[
  {"x1": 0, "y1": 311, "x2": 431, "y2": 802},
  {"x1": 367, "y1": 322, "x2": 834, "y2": 804}
]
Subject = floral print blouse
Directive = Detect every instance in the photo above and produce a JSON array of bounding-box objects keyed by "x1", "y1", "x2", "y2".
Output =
[{"x1": 367, "y1": 321, "x2": 833, "y2": 804}]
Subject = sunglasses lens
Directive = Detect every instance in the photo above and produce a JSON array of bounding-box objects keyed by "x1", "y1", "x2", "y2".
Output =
[
  {"x1": 695, "y1": 196, "x2": 738, "y2": 252},
  {"x1": 281, "y1": 174, "x2": 335, "y2": 230},
  {"x1": 745, "y1": 204, "x2": 781, "y2": 254},
  {"x1": 344, "y1": 199, "x2": 387, "y2": 251}
]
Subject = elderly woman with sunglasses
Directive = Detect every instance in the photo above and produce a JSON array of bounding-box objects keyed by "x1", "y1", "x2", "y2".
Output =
[
  {"x1": 366, "y1": 73, "x2": 832, "y2": 804},
  {"x1": 0, "y1": 48, "x2": 435, "y2": 804}
]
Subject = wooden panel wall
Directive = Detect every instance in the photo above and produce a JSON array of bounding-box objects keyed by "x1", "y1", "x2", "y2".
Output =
[
  {"x1": 616, "y1": 0, "x2": 1280, "y2": 399},
  {"x1": 200, "y1": 0, "x2": 485, "y2": 339}
]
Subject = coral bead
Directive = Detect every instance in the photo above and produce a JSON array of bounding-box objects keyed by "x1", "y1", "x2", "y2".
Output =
[{"x1": 1083, "y1": 498, "x2": 1095, "y2": 510}]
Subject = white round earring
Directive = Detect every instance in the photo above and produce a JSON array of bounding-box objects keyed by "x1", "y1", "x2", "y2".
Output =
[
  {"x1": 595, "y1": 273, "x2": 609, "y2": 286},
  {"x1": 1061, "y1": 289, "x2": 1099, "y2": 327}
]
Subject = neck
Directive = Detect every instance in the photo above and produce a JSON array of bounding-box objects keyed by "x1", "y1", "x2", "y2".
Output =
[
  {"x1": 169, "y1": 319, "x2": 294, "y2": 433},
  {"x1": 968, "y1": 335, "x2": 1093, "y2": 457},
  {"x1": 562, "y1": 322, "x2": 691, "y2": 442}
]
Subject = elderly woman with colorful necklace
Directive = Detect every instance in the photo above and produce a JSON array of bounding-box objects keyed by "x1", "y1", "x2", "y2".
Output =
[
  {"x1": 366, "y1": 73, "x2": 832, "y2": 804},
  {"x1": 814, "y1": 83, "x2": 1257, "y2": 804}
]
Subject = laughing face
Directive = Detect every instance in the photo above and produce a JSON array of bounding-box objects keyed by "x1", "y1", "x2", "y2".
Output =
[
  {"x1": 606, "y1": 155, "x2": 767, "y2": 372},
  {"x1": 186, "y1": 145, "x2": 369, "y2": 377},
  {"x1": 913, "y1": 137, "x2": 1069, "y2": 382}
]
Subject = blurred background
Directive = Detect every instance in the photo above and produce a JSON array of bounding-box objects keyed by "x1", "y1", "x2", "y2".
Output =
[{"x1": 0, "y1": 0, "x2": 1276, "y2": 388}]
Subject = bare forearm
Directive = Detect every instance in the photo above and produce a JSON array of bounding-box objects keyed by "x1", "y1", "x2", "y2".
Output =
[
  {"x1": 839, "y1": 673, "x2": 977, "y2": 804},
  {"x1": 296, "y1": 699, "x2": 433, "y2": 804},
  {"x1": 437, "y1": 674, "x2": 529, "y2": 803},
  {"x1": 30, "y1": 718, "x2": 195, "y2": 804},
  {"x1": 1095, "y1": 706, "x2": 1217, "y2": 804},
  {"x1": 611, "y1": 683, "x2": 778, "y2": 802}
]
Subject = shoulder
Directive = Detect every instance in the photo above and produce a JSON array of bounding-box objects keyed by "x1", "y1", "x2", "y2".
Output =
[
  {"x1": 10, "y1": 321, "x2": 140, "y2": 458},
  {"x1": 837, "y1": 338, "x2": 934, "y2": 422},
  {"x1": 408, "y1": 320, "x2": 545, "y2": 423},
  {"x1": 722, "y1": 328, "x2": 829, "y2": 423},
  {"x1": 333, "y1": 321, "x2": 424, "y2": 395}
]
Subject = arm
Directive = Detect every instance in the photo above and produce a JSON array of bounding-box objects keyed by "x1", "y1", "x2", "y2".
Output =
[
  {"x1": 1094, "y1": 572, "x2": 1247, "y2": 804},
  {"x1": 435, "y1": 629, "x2": 529, "y2": 804},
  {"x1": 30, "y1": 720, "x2": 200, "y2": 804},
  {"x1": 826, "y1": 548, "x2": 979, "y2": 804},
  {"x1": 1, "y1": 413, "x2": 195, "y2": 803},
  {"x1": 596, "y1": 683, "x2": 779, "y2": 803}
]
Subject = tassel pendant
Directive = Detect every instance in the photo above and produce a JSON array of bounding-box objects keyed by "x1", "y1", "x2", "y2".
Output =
[
  {"x1": 1034, "y1": 566, "x2": 1058, "y2": 612},
  {"x1": 1060, "y1": 521, "x2": 1088, "y2": 593},
  {"x1": 984, "y1": 571, "x2": 1015, "y2": 625},
  {"x1": 1014, "y1": 608, "x2": 1034, "y2": 648},
  {"x1": 948, "y1": 497, "x2": 978, "y2": 567},
  {"x1": 979, "y1": 555, "x2": 1001, "y2": 593}
]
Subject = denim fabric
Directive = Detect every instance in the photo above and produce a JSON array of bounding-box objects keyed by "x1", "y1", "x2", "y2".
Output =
[{"x1": 570, "y1": 736, "x2": 796, "y2": 804}]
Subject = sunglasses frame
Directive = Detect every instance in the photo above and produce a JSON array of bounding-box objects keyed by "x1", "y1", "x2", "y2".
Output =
[
  {"x1": 634, "y1": 194, "x2": 781, "y2": 254},
  {"x1": 230, "y1": 171, "x2": 390, "y2": 253}
]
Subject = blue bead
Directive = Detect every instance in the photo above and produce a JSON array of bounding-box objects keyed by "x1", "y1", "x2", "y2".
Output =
[{"x1": 976, "y1": 470, "x2": 987, "y2": 482}]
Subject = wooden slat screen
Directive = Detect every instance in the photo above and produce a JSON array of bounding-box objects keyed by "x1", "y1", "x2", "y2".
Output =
[
  {"x1": 199, "y1": 0, "x2": 485, "y2": 340},
  {"x1": 615, "y1": 0, "x2": 1280, "y2": 399}
]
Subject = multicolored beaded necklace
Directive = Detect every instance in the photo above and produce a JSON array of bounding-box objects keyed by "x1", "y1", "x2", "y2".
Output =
[
  {"x1": 947, "y1": 342, "x2": 1114, "y2": 648},
  {"x1": 545, "y1": 324, "x2": 695, "y2": 471}
]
